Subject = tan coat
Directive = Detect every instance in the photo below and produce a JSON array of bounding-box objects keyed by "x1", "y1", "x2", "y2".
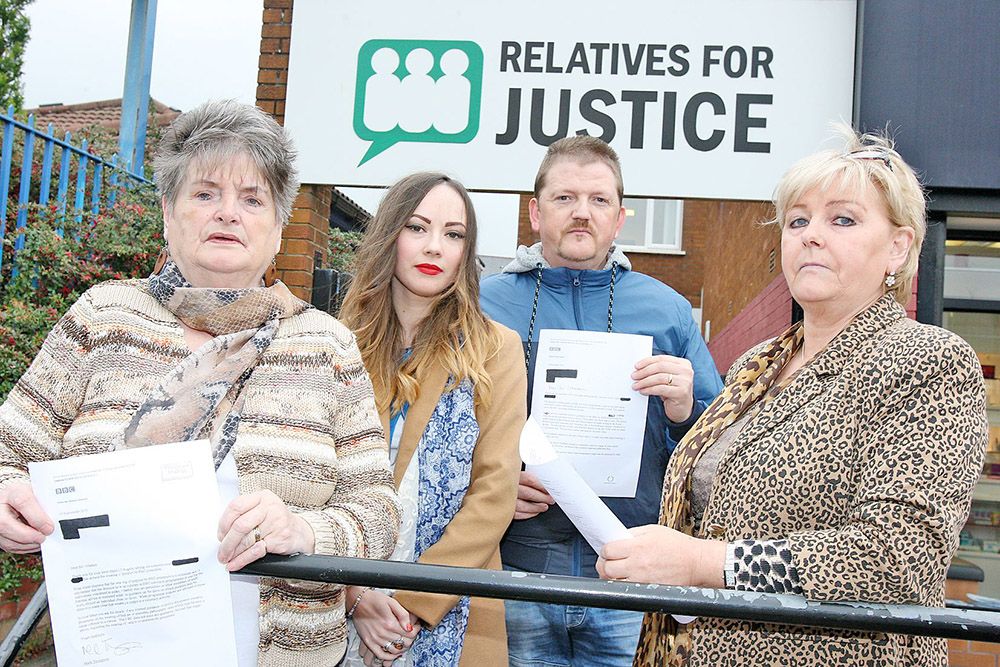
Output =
[
  {"x1": 686, "y1": 297, "x2": 987, "y2": 666},
  {"x1": 384, "y1": 322, "x2": 525, "y2": 667}
]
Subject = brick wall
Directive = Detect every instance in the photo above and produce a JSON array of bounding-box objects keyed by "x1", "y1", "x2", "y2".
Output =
[
  {"x1": 514, "y1": 194, "x2": 707, "y2": 308},
  {"x1": 707, "y1": 273, "x2": 793, "y2": 374},
  {"x1": 258, "y1": 0, "x2": 331, "y2": 301},
  {"x1": 700, "y1": 200, "x2": 780, "y2": 336},
  {"x1": 948, "y1": 640, "x2": 1000, "y2": 666}
]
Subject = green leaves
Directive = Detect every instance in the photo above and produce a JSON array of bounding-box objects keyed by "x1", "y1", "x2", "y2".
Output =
[
  {"x1": 0, "y1": 0, "x2": 33, "y2": 111},
  {"x1": 0, "y1": 184, "x2": 163, "y2": 401},
  {"x1": 327, "y1": 227, "x2": 363, "y2": 271}
]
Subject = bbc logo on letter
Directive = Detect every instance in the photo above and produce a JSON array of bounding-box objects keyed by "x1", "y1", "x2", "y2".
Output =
[{"x1": 353, "y1": 39, "x2": 484, "y2": 166}]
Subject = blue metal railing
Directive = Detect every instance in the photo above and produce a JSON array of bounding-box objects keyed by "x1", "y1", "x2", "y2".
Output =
[{"x1": 0, "y1": 106, "x2": 151, "y2": 278}]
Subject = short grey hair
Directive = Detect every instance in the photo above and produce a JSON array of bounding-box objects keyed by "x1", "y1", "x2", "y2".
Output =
[{"x1": 153, "y1": 99, "x2": 299, "y2": 226}]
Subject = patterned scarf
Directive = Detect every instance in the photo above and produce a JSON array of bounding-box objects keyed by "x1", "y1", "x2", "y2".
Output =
[
  {"x1": 411, "y1": 378, "x2": 478, "y2": 666},
  {"x1": 123, "y1": 260, "x2": 308, "y2": 467},
  {"x1": 632, "y1": 322, "x2": 803, "y2": 667}
]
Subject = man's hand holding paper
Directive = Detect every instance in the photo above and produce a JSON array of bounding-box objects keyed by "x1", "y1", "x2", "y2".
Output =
[
  {"x1": 631, "y1": 354, "x2": 696, "y2": 424},
  {"x1": 519, "y1": 417, "x2": 631, "y2": 554},
  {"x1": 513, "y1": 471, "x2": 555, "y2": 521}
]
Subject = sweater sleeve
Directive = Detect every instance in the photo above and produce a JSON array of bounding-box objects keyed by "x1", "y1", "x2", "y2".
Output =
[
  {"x1": 0, "y1": 293, "x2": 94, "y2": 488},
  {"x1": 394, "y1": 325, "x2": 526, "y2": 627},
  {"x1": 787, "y1": 339, "x2": 987, "y2": 604},
  {"x1": 295, "y1": 333, "x2": 400, "y2": 562}
]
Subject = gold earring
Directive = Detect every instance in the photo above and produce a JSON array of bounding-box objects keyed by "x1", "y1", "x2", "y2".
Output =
[
  {"x1": 264, "y1": 259, "x2": 278, "y2": 286},
  {"x1": 152, "y1": 247, "x2": 169, "y2": 274}
]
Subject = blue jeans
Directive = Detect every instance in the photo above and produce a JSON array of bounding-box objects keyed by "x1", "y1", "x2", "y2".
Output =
[{"x1": 505, "y1": 597, "x2": 643, "y2": 667}]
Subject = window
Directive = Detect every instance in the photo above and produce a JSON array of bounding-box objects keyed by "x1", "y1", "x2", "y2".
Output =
[
  {"x1": 616, "y1": 198, "x2": 683, "y2": 253},
  {"x1": 944, "y1": 240, "x2": 1000, "y2": 303}
]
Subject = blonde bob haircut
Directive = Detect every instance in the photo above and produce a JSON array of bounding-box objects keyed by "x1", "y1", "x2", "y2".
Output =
[
  {"x1": 339, "y1": 172, "x2": 502, "y2": 413},
  {"x1": 771, "y1": 124, "x2": 926, "y2": 305}
]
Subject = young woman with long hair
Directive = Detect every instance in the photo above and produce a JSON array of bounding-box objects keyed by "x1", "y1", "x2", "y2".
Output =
[{"x1": 339, "y1": 172, "x2": 525, "y2": 667}]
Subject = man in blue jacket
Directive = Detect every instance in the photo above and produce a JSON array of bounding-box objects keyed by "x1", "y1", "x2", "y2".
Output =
[{"x1": 480, "y1": 136, "x2": 722, "y2": 666}]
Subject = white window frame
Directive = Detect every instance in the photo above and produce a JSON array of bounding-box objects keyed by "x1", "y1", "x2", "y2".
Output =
[{"x1": 616, "y1": 198, "x2": 685, "y2": 255}]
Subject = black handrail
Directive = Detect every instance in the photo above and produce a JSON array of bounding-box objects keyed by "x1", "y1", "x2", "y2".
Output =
[
  {"x1": 5, "y1": 555, "x2": 1000, "y2": 666},
  {"x1": 241, "y1": 554, "x2": 1000, "y2": 643}
]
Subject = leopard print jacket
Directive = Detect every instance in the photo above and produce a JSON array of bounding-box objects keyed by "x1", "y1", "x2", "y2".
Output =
[{"x1": 635, "y1": 295, "x2": 988, "y2": 667}]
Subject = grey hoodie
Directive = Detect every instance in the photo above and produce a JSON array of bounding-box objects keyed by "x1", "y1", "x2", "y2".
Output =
[{"x1": 500, "y1": 242, "x2": 632, "y2": 274}]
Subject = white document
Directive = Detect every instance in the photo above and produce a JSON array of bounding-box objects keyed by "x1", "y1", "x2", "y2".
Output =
[
  {"x1": 30, "y1": 440, "x2": 238, "y2": 667},
  {"x1": 520, "y1": 416, "x2": 630, "y2": 554},
  {"x1": 520, "y1": 418, "x2": 697, "y2": 624},
  {"x1": 531, "y1": 329, "x2": 651, "y2": 497}
]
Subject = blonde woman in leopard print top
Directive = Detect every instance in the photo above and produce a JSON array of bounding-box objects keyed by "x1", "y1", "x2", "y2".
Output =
[{"x1": 598, "y1": 126, "x2": 988, "y2": 666}]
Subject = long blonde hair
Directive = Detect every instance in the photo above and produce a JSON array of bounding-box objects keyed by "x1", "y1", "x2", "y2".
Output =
[{"x1": 340, "y1": 173, "x2": 502, "y2": 413}]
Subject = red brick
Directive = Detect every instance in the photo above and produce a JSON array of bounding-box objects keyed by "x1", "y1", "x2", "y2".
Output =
[
  {"x1": 262, "y1": 8, "x2": 284, "y2": 23},
  {"x1": 258, "y1": 70, "x2": 285, "y2": 85},
  {"x1": 256, "y1": 100, "x2": 276, "y2": 114},
  {"x1": 261, "y1": 23, "x2": 291, "y2": 38},
  {"x1": 265, "y1": 0, "x2": 292, "y2": 8},
  {"x1": 280, "y1": 271, "x2": 311, "y2": 287},
  {"x1": 948, "y1": 651, "x2": 997, "y2": 667},
  {"x1": 948, "y1": 639, "x2": 969, "y2": 655},
  {"x1": 282, "y1": 239, "x2": 314, "y2": 256},
  {"x1": 295, "y1": 212, "x2": 325, "y2": 228},
  {"x1": 260, "y1": 38, "x2": 281, "y2": 54},
  {"x1": 276, "y1": 255, "x2": 313, "y2": 271},
  {"x1": 970, "y1": 641, "x2": 1000, "y2": 655},
  {"x1": 282, "y1": 224, "x2": 315, "y2": 240},
  {"x1": 257, "y1": 84, "x2": 286, "y2": 100},
  {"x1": 259, "y1": 53, "x2": 289, "y2": 69}
]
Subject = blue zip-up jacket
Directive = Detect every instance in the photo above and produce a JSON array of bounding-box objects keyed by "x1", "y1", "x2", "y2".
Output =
[{"x1": 480, "y1": 243, "x2": 723, "y2": 578}]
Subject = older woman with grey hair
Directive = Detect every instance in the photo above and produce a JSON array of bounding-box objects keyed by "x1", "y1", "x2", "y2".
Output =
[{"x1": 0, "y1": 100, "x2": 399, "y2": 666}]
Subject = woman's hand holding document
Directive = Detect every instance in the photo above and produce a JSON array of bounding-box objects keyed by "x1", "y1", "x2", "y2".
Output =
[
  {"x1": 520, "y1": 417, "x2": 697, "y2": 624},
  {"x1": 29, "y1": 441, "x2": 238, "y2": 667}
]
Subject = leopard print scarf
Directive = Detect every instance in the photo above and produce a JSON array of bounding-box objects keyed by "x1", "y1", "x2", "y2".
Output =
[
  {"x1": 122, "y1": 260, "x2": 308, "y2": 467},
  {"x1": 633, "y1": 322, "x2": 803, "y2": 666}
]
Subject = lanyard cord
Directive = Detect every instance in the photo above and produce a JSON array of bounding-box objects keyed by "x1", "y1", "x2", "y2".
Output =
[{"x1": 523, "y1": 262, "x2": 617, "y2": 372}]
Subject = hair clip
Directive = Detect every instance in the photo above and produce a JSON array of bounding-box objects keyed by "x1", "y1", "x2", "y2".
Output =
[{"x1": 847, "y1": 147, "x2": 894, "y2": 171}]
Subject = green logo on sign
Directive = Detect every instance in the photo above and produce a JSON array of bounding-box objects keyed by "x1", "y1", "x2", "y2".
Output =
[{"x1": 353, "y1": 39, "x2": 484, "y2": 166}]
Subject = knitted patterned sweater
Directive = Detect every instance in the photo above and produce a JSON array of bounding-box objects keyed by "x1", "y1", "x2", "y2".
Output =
[{"x1": 0, "y1": 280, "x2": 400, "y2": 667}]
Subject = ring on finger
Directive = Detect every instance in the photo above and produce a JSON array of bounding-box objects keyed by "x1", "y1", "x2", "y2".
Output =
[
  {"x1": 666, "y1": 373, "x2": 674, "y2": 386},
  {"x1": 382, "y1": 641, "x2": 393, "y2": 653},
  {"x1": 253, "y1": 526, "x2": 262, "y2": 543},
  {"x1": 392, "y1": 637, "x2": 405, "y2": 651}
]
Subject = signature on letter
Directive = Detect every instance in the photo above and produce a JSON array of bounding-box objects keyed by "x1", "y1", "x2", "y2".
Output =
[{"x1": 80, "y1": 638, "x2": 143, "y2": 657}]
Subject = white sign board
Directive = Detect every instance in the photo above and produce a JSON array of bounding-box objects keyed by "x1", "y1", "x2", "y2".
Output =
[{"x1": 285, "y1": 0, "x2": 856, "y2": 200}]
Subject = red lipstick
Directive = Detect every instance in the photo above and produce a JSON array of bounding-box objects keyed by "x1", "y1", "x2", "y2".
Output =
[{"x1": 416, "y1": 264, "x2": 443, "y2": 275}]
